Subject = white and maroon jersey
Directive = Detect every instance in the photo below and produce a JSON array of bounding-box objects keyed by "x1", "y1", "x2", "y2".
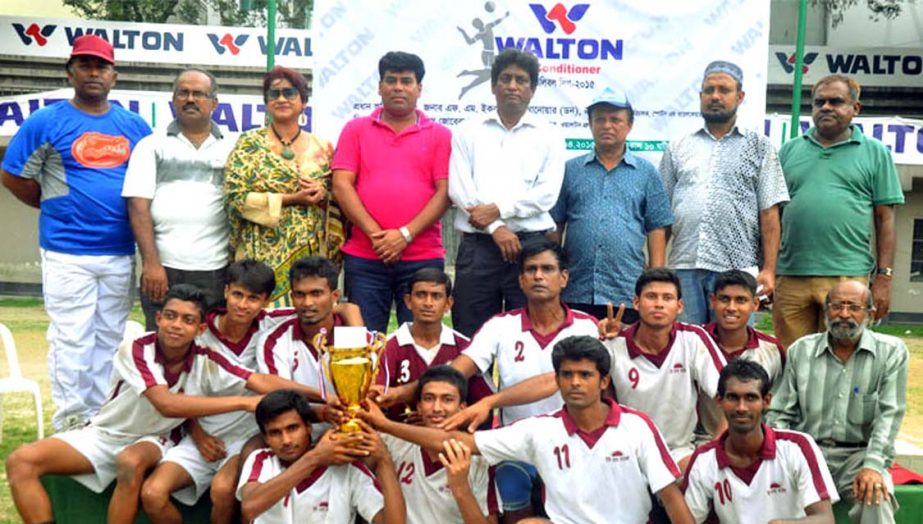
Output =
[
  {"x1": 475, "y1": 398, "x2": 680, "y2": 524},
  {"x1": 257, "y1": 315, "x2": 345, "y2": 392},
  {"x1": 463, "y1": 305, "x2": 598, "y2": 425},
  {"x1": 375, "y1": 323, "x2": 494, "y2": 420},
  {"x1": 91, "y1": 332, "x2": 252, "y2": 440},
  {"x1": 683, "y1": 426, "x2": 838, "y2": 524},
  {"x1": 604, "y1": 322, "x2": 726, "y2": 458},
  {"x1": 704, "y1": 323, "x2": 785, "y2": 390},
  {"x1": 237, "y1": 448, "x2": 384, "y2": 524},
  {"x1": 195, "y1": 309, "x2": 293, "y2": 440},
  {"x1": 383, "y1": 434, "x2": 499, "y2": 524}
]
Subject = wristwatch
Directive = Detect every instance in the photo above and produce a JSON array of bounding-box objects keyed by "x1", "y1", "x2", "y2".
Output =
[
  {"x1": 399, "y1": 226, "x2": 413, "y2": 244},
  {"x1": 876, "y1": 267, "x2": 893, "y2": 278}
]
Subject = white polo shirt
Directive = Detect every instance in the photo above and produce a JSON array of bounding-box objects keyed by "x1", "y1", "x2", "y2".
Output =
[
  {"x1": 375, "y1": 322, "x2": 494, "y2": 420},
  {"x1": 604, "y1": 322, "x2": 726, "y2": 459},
  {"x1": 474, "y1": 399, "x2": 680, "y2": 524},
  {"x1": 91, "y1": 332, "x2": 252, "y2": 440},
  {"x1": 237, "y1": 449, "x2": 384, "y2": 524},
  {"x1": 121, "y1": 121, "x2": 236, "y2": 270},
  {"x1": 704, "y1": 323, "x2": 785, "y2": 389},
  {"x1": 683, "y1": 426, "x2": 839, "y2": 524},
  {"x1": 194, "y1": 308, "x2": 294, "y2": 441},
  {"x1": 383, "y1": 435, "x2": 499, "y2": 524},
  {"x1": 462, "y1": 305, "x2": 598, "y2": 425}
]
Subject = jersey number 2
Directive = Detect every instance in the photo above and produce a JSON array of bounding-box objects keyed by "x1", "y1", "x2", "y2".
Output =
[{"x1": 514, "y1": 341, "x2": 525, "y2": 362}]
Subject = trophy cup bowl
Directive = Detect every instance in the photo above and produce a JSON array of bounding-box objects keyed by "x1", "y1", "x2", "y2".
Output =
[{"x1": 314, "y1": 329, "x2": 386, "y2": 433}]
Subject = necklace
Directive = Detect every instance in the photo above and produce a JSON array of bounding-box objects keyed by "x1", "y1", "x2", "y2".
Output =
[{"x1": 270, "y1": 124, "x2": 301, "y2": 160}]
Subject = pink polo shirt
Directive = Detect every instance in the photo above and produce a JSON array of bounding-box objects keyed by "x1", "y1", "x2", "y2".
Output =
[{"x1": 332, "y1": 107, "x2": 451, "y2": 261}]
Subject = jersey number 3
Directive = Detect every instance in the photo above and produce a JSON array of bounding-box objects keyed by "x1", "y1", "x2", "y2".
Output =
[{"x1": 398, "y1": 359, "x2": 411, "y2": 383}]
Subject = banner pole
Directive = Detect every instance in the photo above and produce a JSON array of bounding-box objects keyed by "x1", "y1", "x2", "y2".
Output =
[
  {"x1": 789, "y1": 0, "x2": 808, "y2": 138},
  {"x1": 267, "y1": 0, "x2": 277, "y2": 71}
]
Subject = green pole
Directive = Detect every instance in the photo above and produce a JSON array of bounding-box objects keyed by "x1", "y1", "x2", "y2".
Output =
[
  {"x1": 789, "y1": 0, "x2": 808, "y2": 138},
  {"x1": 267, "y1": 0, "x2": 277, "y2": 71}
]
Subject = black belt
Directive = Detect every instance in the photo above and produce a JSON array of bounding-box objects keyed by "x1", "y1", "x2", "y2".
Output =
[{"x1": 817, "y1": 439, "x2": 868, "y2": 449}]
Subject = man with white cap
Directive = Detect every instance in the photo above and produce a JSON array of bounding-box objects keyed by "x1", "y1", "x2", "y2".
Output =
[
  {"x1": 659, "y1": 60, "x2": 788, "y2": 325},
  {"x1": 1, "y1": 34, "x2": 152, "y2": 430},
  {"x1": 550, "y1": 87, "x2": 672, "y2": 323}
]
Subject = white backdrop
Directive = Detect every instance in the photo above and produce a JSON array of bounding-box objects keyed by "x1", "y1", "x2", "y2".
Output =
[{"x1": 312, "y1": 0, "x2": 771, "y2": 160}]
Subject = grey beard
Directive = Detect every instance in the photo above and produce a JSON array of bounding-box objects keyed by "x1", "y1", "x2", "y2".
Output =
[{"x1": 826, "y1": 317, "x2": 867, "y2": 342}]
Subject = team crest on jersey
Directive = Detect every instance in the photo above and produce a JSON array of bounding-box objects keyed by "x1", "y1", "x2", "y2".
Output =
[
  {"x1": 313, "y1": 501, "x2": 329, "y2": 512},
  {"x1": 670, "y1": 362, "x2": 687, "y2": 374},
  {"x1": 766, "y1": 482, "x2": 787, "y2": 496},
  {"x1": 606, "y1": 450, "x2": 629, "y2": 463},
  {"x1": 71, "y1": 132, "x2": 130, "y2": 168}
]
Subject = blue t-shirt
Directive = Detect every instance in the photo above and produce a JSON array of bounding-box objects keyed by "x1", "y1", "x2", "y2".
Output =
[{"x1": 3, "y1": 101, "x2": 152, "y2": 255}]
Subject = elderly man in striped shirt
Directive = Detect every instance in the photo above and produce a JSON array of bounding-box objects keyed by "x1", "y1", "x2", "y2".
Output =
[{"x1": 767, "y1": 280, "x2": 908, "y2": 524}]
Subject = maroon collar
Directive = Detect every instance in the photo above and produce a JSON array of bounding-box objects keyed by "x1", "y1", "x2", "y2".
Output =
[
  {"x1": 291, "y1": 314, "x2": 343, "y2": 358},
  {"x1": 704, "y1": 322, "x2": 759, "y2": 359},
  {"x1": 519, "y1": 303, "x2": 576, "y2": 349},
  {"x1": 557, "y1": 398, "x2": 622, "y2": 448},
  {"x1": 206, "y1": 309, "x2": 263, "y2": 356},
  {"x1": 714, "y1": 424, "x2": 777, "y2": 485},
  {"x1": 153, "y1": 338, "x2": 198, "y2": 387},
  {"x1": 623, "y1": 323, "x2": 678, "y2": 367},
  {"x1": 420, "y1": 446, "x2": 444, "y2": 476}
]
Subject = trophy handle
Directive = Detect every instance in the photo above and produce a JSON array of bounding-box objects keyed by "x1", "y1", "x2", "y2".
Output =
[{"x1": 366, "y1": 332, "x2": 387, "y2": 394}]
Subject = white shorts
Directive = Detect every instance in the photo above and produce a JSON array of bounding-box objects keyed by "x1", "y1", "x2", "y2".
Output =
[
  {"x1": 53, "y1": 426, "x2": 174, "y2": 493},
  {"x1": 162, "y1": 433, "x2": 252, "y2": 506}
]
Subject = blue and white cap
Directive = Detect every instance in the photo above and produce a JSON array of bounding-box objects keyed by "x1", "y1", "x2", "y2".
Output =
[{"x1": 587, "y1": 86, "x2": 632, "y2": 113}]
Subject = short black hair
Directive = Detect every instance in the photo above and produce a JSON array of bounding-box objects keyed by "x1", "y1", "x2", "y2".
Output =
[
  {"x1": 226, "y1": 259, "x2": 275, "y2": 297},
  {"x1": 174, "y1": 68, "x2": 218, "y2": 97},
  {"x1": 162, "y1": 283, "x2": 207, "y2": 321},
  {"x1": 713, "y1": 270, "x2": 757, "y2": 298},
  {"x1": 518, "y1": 238, "x2": 568, "y2": 274},
  {"x1": 491, "y1": 48, "x2": 539, "y2": 89},
  {"x1": 255, "y1": 389, "x2": 317, "y2": 434},
  {"x1": 289, "y1": 256, "x2": 339, "y2": 291},
  {"x1": 634, "y1": 267, "x2": 682, "y2": 300},
  {"x1": 407, "y1": 267, "x2": 452, "y2": 297},
  {"x1": 379, "y1": 51, "x2": 425, "y2": 82},
  {"x1": 717, "y1": 359, "x2": 770, "y2": 397},
  {"x1": 414, "y1": 365, "x2": 468, "y2": 403},
  {"x1": 551, "y1": 336, "x2": 611, "y2": 377}
]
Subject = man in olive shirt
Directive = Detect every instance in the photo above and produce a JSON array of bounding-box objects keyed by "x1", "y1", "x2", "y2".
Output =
[
  {"x1": 774, "y1": 74, "x2": 904, "y2": 348},
  {"x1": 767, "y1": 280, "x2": 907, "y2": 524}
]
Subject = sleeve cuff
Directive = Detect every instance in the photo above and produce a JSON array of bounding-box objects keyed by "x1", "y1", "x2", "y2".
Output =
[
  {"x1": 486, "y1": 220, "x2": 506, "y2": 235},
  {"x1": 862, "y1": 454, "x2": 886, "y2": 473},
  {"x1": 240, "y1": 192, "x2": 283, "y2": 228},
  {"x1": 497, "y1": 200, "x2": 515, "y2": 220}
]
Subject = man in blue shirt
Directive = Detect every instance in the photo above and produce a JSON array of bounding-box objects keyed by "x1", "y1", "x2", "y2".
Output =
[
  {"x1": 550, "y1": 87, "x2": 672, "y2": 323},
  {"x1": 1, "y1": 35, "x2": 152, "y2": 431}
]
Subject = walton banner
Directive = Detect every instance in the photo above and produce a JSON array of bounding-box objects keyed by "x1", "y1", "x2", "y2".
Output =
[{"x1": 311, "y1": 0, "x2": 771, "y2": 157}]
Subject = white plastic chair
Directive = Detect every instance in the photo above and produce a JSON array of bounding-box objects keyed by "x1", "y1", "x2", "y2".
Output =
[{"x1": 0, "y1": 323, "x2": 44, "y2": 442}]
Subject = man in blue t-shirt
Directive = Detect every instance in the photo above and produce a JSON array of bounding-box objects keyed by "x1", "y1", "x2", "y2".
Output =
[{"x1": 1, "y1": 35, "x2": 152, "y2": 431}]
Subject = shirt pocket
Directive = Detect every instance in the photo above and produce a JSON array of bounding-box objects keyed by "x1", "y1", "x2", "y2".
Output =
[{"x1": 847, "y1": 392, "x2": 879, "y2": 425}]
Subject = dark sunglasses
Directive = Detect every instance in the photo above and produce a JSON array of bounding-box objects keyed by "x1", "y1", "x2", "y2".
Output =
[{"x1": 265, "y1": 87, "x2": 299, "y2": 101}]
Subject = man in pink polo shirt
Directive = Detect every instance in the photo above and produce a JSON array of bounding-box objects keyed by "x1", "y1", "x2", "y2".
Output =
[{"x1": 332, "y1": 51, "x2": 452, "y2": 333}]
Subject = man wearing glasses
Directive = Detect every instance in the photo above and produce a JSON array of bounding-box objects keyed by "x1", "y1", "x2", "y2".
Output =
[
  {"x1": 774, "y1": 74, "x2": 904, "y2": 348},
  {"x1": 767, "y1": 280, "x2": 908, "y2": 524},
  {"x1": 123, "y1": 68, "x2": 235, "y2": 329}
]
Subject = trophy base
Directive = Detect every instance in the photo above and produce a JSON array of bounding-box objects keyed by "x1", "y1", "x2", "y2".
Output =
[{"x1": 337, "y1": 419, "x2": 362, "y2": 434}]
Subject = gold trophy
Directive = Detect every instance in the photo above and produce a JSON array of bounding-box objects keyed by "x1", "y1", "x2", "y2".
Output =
[{"x1": 313, "y1": 327, "x2": 386, "y2": 433}]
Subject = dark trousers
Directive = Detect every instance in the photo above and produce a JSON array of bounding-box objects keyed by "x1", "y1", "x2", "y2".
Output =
[
  {"x1": 566, "y1": 303, "x2": 640, "y2": 325},
  {"x1": 343, "y1": 254, "x2": 444, "y2": 334},
  {"x1": 451, "y1": 231, "x2": 545, "y2": 337},
  {"x1": 140, "y1": 265, "x2": 228, "y2": 331}
]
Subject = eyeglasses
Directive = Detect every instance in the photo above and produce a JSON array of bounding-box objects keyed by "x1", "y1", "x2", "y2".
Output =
[
  {"x1": 174, "y1": 89, "x2": 212, "y2": 101},
  {"x1": 265, "y1": 87, "x2": 299, "y2": 101},
  {"x1": 826, "y1": 302, "x2": 867, "y2": 313}
]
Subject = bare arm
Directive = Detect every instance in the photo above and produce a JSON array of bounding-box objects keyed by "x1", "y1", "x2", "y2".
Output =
[
  {"x1": 332, "y1": 169, "x2": 381, "y2": 238},
  {"x1": 439, "y1": 440, "x2": 495, "y2": 524},
  {"x1": 441, "y1": 372, "x2": 558, "y2": 432},
  {"x1": 547, "y1": 222, "x2": 565, "y2": 245},
  {"x1": 2, "y1": 169, "x2": 40, "y2": 208},
  {"x1": 769, "y1": 500, "x2": 834, "y2": 524},
  {"x1": 360, "y1": 400, "x2": 478, "y2": 455},
  {"x1": 334, "y1": 302, "x2": 365, "y2": 326},
  {"x1": 246, "y1": 372, "x2": 323, "y2": 402},
  {"x1": 143, "y1": 384, "x2": 257, "y2": 419},
  {"x1": 870, "y1": 205, "x2": 896, "y2": 320},
  {"x1": 127, "y1": 197, "x2": 169, "y2": 303},
  {"x1": 757, "y1": 205, "x2": 781, "y2": 297},
  {"x1": 647, "y1": 227, "x2": 667, "y2": 268},
  {"x1": 658, "y1": 483, "x2": 694, "y2": 524}
]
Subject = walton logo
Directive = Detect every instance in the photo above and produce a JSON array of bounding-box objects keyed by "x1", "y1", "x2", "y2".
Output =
[
  {"x1": 775, "y1": 52, "x2": 819, "y2": 74},
  {"x1": 207, "y1": 33, "x2": 249, "y2": 55},
  {"x1": 529, "y1": 3, "x2": 589, "y2": 35},
  {"x1": 12, "y1": 23, "x2": 57, "y2": 46}
]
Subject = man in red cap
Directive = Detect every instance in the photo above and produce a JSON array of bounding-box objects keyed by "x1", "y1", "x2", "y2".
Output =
[{"x1": 1, "y1": 34, "x2": 153, "y2": 431}]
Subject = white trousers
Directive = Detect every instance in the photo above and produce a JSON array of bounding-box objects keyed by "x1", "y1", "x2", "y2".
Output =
[{"x1": 41, "y1": 249, "x2": 133, "y2": 430}]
